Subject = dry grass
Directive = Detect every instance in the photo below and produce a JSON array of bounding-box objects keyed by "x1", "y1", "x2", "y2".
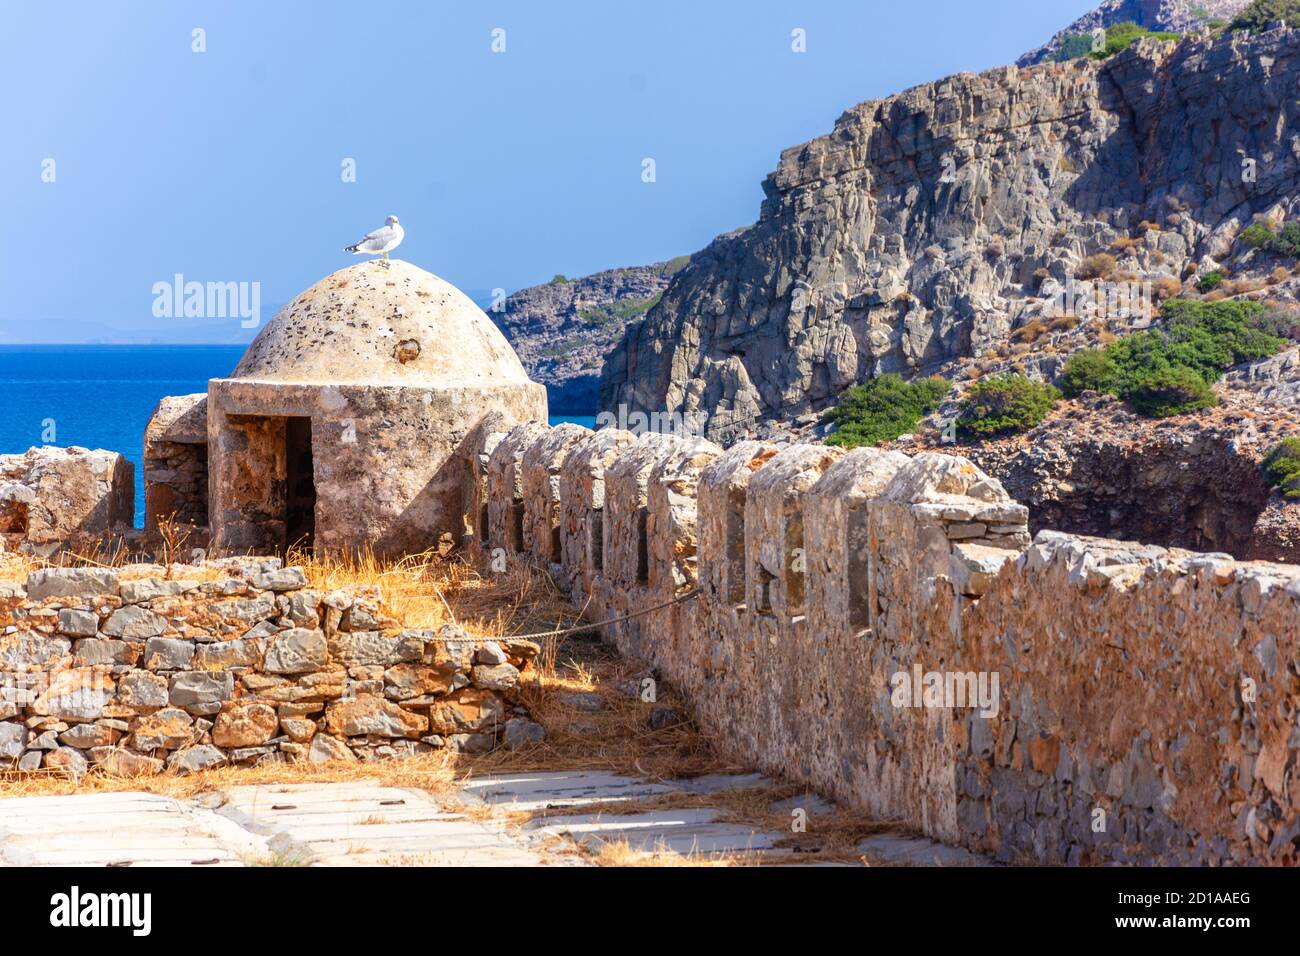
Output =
[
  {"x1": 589, "y1": 839, "x2": 749, "y2": 867},
  {"x1": 1, "y1": 551, "x2": 743, "y2": 799},
  {"x1": 0, "y1": 549, "x2": 854, "y2": 866},
  {"x1": 513, "y1": 782, "x2": 899, "y2": 867}
]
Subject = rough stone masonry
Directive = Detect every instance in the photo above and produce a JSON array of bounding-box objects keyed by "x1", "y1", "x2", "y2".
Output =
[
  {"x1": 464, "y1": 419, "x2": 1300, "y2": 866},
  {"x1": 0, "y1": 557, "x2": 544, "y2": 775}
]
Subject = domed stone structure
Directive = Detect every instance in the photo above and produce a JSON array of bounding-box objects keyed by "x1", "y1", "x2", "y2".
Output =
[{"x1": 203, "y1": 260, "x2": 546, "y2": 556}]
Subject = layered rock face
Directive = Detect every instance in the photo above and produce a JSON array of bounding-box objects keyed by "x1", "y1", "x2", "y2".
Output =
[
  {"x1": 0, "y1": 558, "x2": 540, "y2": 775},
  {"x1": 490, "y1": 261, "x2": 685, "y2": 413},
  {"x1": 1018, "y1": 0, "x2": 1253, "y2": 66},
  {"x1": 935, "y1": 390, "x2": 1300, "y2": 562},
  {"x1": 601, "y1": 29, "x2": 1300, "y2": 443}
]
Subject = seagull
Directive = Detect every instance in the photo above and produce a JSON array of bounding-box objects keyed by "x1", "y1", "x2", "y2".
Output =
[{"x1": 345, "y1": 215, "x2": 404, "y2": 267}]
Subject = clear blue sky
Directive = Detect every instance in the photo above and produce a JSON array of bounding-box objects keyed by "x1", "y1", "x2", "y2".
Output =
[{"x1": 0, "y1": 0, "x2": 1094, "y2": 341}]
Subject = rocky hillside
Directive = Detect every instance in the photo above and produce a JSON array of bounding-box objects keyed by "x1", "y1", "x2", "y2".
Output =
[
  {"x1": 488, "y1": 259, "x2": 687, "y2": 413},
  {"x1": 600, "y1": 26, "x2": 1300, "y2": 442},
  {"x1": 897, "y1": 382, "x2": 1300, "y2": 561},
  {"x1": 1018, "y1": 0, "x2": 1252, "y2": 65}
]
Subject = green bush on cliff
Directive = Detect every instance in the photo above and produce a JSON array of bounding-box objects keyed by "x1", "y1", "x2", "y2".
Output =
[
  {"x1": 1262, "y1": 437, "x2": 1300, "y2": 488},
  {"x1": 1236, "y1": 220, "x2": 1300, "y2": 255},
  {"x1": 1196, "y1": 271, "x2": 1224, "y2": 292},
  {"x1": 1239, "y1": 222, "x2": 1278, "y2": 249},
  {"x1": 1229, "y1": 0, "x2": 1300, "y2": 32},
  {"x1": 579, "y1": 294, "x2": 662, "y2": 326},
  {"x1": 1125, "y1": 366, "x2": 1219, "y2": 416},
  {"x1": 1057, "y1": 22, "x2": 1181, "y2": 61},
  {"x1": 1263, "y1": 438, "x2": 1300, "y2": 499},
  {"x1": 956, "y1": 375, "x2": 1060, "y2": 441},
  {"x1": 1271, "y1": 222, "x2": 1300, "y2": 255},
  {"x1": 1058, "y1": 299, "x2": 1284, "y2": 415},
  {"x1": 824, "y1": 374, "x2": 950, "y2": 448},
  {"x1": 1058, "y1": 347, "x2": 1115, "y2": 395},
  {"x1": 1253, "y1": 302, "x2": 1300, "y2": 341}
]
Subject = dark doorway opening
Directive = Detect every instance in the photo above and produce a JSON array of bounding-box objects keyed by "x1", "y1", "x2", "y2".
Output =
[{"x1": 285, "y1": 416, "x2": 316, "y2": 552}]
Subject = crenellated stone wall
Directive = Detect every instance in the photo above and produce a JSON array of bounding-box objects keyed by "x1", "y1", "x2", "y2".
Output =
[
  {"x1": 0, "y1": 559, "x2": 541, "y2": 777},
  {"x1": 462, "y1": 420, "x2": 1300, "y2": 866}
]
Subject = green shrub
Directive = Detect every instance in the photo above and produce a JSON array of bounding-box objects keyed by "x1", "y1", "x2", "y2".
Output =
[
  {"x1": 1239, "y1": 223, "x2": 1277, "y2": 249},
  {"x1": 956, "y1": 375, "x2": 1060, "y2": 441},
  {"x1": 1054, "y1": 33, "x2": 1095, "y2": 61},
  {"x1": 1229, "y1": 0, "x2": 1300, "y2": 32},
  {"x1": 1271, "y1": 221, "x2": 1300, "y2": 255},
  {"x1": 824, "y1": 374, "x2": 950, "y2": 448},
  {"x1": 1196, "y1": 271, "x2": 1223, "y2": 292},
  {"x1": 1126, "y1": 367, "x2": 1219, "y2": 416},
  {"x1": 1055, "y1": 299, "x2": 1283, "y2": 416},
  {"x1": 1089, "y1": 22, "x2": 1181, "y2": 59},
  {"x1": 1263, "y1": 437, "x2": 1300, "y2": 487},
  {"x1": 1059, "y1": 348, "x2": 1116, "y2": 397},
  {"x1": 1237, "y1": 220, "x2": 1300, "y2": 255},
  {"x1": 1253, "y1": 303, "x2": 1300, "y2": 341},
  {"x1": 549, "y1": 274, "x2": 571, "y2": 284},
  {"x1": 579, "y1": 294, "x2": 662, "y2": 326}
]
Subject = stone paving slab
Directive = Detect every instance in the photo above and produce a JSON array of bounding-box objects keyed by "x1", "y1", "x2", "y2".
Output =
[
  {"x1": 527, "y1": 807, "x2": 784, "y2": 857},
  {"x1": 465, "y1": 771, "x2": 992, "y2": 865},
  {"x1": 458, "y1": 770, "x2": 681, "y2": 812},
  {"x1": 217, "y1": 782, "x2": 548, "y2": 867},
  {"x1": 0, "y1": 792, "x2": 262, "y2": 867},
  {"x1": 0, "y1": 782, "x2": 548, "y2": 867}
]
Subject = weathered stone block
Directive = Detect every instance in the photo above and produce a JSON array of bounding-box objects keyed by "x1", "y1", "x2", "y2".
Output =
[
  {"x1": 212, "y1": 702, "x2": 278, "y2": 748},
  {"x1": 102, "y1": 606, "x2": 168, "y2": 640},
  {"x1": 168, "y1": 671, "x2": 234, "y2": 711},
  {"x1": 143, "y1": 638, "x2": 196, "y2": 671},
  {"x1": 263, "y1": 628, "x2": 327, "y2": 674},
  {"x1": 25, "y1": 567, "x2": 120, "y2": 601},
  {"x1": 324, "y1": 697, "x2": 427, "y2": 738}
]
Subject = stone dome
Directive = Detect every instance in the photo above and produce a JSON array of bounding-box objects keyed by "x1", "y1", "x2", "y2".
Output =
[{"x1": 231, "y1": 260, "x2": 533, "y2": 387}]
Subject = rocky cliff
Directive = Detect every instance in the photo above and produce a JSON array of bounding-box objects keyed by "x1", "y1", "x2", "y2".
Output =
[
  {"x1": 600, "y1": 27, "x2": 1300, "y2": 443},
  {"x1": 489, "y1": 260, "x2": 687, "y2": 413},
  {"x1": 1018, "y1": 0, "x2": 1252, "y2": 65}
]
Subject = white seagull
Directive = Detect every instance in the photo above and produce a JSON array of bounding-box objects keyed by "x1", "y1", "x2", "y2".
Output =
[{"x1": 345, "y1": 215, "x2": 404, "y2": 267}]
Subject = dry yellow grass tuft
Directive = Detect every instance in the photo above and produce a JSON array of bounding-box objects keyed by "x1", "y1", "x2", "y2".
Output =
[
  {"x1": 1, "y1": 551, "x2": 743, "y2": 803},
  {"x1": 1, "y1": 548, "x2": 888, "y2": 866}
]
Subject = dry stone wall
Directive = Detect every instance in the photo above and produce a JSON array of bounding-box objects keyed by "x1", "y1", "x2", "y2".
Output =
[
  {"x1": 464, "y1": 421, "x2": 1300, "y2": 865},
  {"x1": 0, "y1": 558, "x2": 540, "y2": 777}
]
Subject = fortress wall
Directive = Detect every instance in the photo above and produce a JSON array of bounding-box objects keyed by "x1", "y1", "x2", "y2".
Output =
[
  {"x1": 463, "y1": 420, "x2": 1300, "y2": 865},
  {"x1": 0, "y1": 559, "x2": 536, "y2": 776}
]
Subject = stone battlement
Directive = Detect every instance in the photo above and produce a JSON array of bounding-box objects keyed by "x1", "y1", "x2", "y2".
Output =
[{"x1": 460, "y1": 419, "x2": 1300, "y2": 866}]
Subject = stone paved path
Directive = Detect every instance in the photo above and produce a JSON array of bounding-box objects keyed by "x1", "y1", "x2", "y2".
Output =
[
  {"x1": 463, "y1": 770, "x2": 988, "y2": 865},
  {"x1": 0, "y1": 772, "x2": 987, "y2": 867},
  {"x1": 0, "y1": 782, "x2": 544, "y2": 867}
]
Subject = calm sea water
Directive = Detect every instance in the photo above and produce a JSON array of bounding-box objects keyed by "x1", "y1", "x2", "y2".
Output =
[{"x1": 0, "y1": 345, "x2": 594, "y2": 527}]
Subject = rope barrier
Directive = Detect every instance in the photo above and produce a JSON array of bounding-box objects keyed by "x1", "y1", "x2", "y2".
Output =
[{"x1": 423, "y1": 588, "x2": 701, "y2": 642}]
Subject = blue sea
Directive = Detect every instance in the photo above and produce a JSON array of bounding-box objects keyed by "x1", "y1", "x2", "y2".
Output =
[{"x1": 0, "y1": 345, "x2": 595, "y2": 527}]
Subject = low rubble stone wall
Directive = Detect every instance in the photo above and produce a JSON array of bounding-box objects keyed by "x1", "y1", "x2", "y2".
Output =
[{"x1": 0, "y1": 558, "x2": 542, "y2": 777}]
